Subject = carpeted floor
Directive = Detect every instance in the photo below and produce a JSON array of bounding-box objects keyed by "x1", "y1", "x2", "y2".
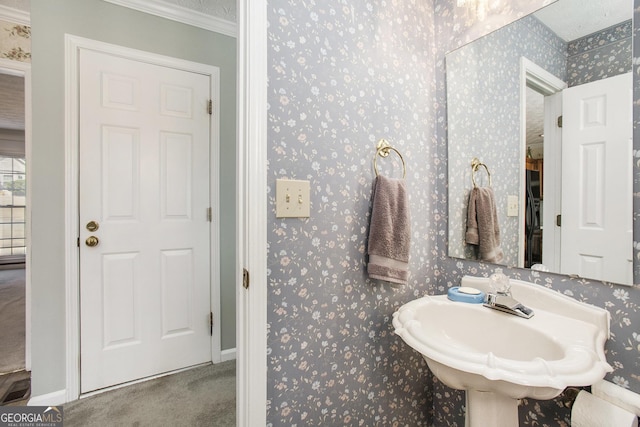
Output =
[
  {"x1": 63, "y1": 361, "x2": 236, "y2": 426},
  {"x1": 0, "y1": 268, "x2": 26, "y2": 374}
]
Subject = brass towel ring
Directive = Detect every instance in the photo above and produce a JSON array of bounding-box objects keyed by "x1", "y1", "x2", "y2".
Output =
[
  {"x1": 374, "y1": 139, "x2": 406, "y2": 179},
  {"x1": 471, "y1": 157, "x2": 491, "y2": 188}
]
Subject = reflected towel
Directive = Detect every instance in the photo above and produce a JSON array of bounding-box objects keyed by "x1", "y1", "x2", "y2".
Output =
[
  {"x1": 465, "y1": 187, "x2": 503, "y2": 263},
  {"x1": 367, "y1": 175, "x2": 411, "y2": 285}
]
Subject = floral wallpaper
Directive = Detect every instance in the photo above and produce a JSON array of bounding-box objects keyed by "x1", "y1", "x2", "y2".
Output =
[
  {"x1": 267, "y1": 0, "x2": 437, "y2": 425},
  {"x1": 567, "y1": 20, "x2": 632, "y2": 87},
  {"x1": 0, "y1": 19, "x2": 30, "y2": 62},
  {"x1": 446, "y1": 15, "x2": 566, "y2": 266},
  {"x1": 447, "y1": 14, "x2": 632, "y2": 270},
  {"x1": 265, "y1": 0, "x2": 640, "y2": 425},
  {"x1": 435, "y1": 0, "x2": 640, "y2": 426}
]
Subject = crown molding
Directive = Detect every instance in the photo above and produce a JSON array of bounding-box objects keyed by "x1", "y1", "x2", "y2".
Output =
[
  {"x1": 0, "y1": 4, "x2": 30, "y2": 26},
  {"x1": 103, "y1": 0, "x2": 236, "y2": 38}
]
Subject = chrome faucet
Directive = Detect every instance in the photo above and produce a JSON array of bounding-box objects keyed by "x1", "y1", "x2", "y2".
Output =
[{"x1": 484, "y1": 292, "x2": 534, "y2": 319}]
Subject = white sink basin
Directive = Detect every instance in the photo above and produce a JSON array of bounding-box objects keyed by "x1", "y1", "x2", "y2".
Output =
[{"x1": 393, "y1": 275, "x2": 612, "y2": 427}]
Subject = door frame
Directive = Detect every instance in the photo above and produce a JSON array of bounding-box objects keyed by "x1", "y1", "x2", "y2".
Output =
[
  {"x1": 0, "y1": 58, "x2": 32, "y2": 373},
  {"x1": 518, "y1": 57, "x2": 566, "y2": 268},
  {"x1": 64, "y1": 34, "x2": 221, "y2": 401},
  {"x1": 236, "y1": 0, "x2": 268, "y2": 424}
]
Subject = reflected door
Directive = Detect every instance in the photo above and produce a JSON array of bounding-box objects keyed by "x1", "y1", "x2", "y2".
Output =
[
  {"x1": 560, "y1": 72, "x2": 632, "y2": 285},
  {"x1": 78, "y1": 49, "x2": 212, "y2": 392}
]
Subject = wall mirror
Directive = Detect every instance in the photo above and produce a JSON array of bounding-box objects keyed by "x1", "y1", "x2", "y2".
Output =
[{"x1": 446, "y1": 0, "x2": 633, "y2": 285}]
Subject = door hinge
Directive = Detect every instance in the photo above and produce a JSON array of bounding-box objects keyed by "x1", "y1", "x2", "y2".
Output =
[
  {"x1": 242, "y1": 268, "x2": 250, "y2": 289},
  {"x1": 207, "y1": 100, "x2": 213, "y2": 115},
  {"x1": 77, "y1": 237, "x2": 80, "y2": 247},
  {"x1": 209, "y1": 312, "x2": 213, "y2": 336},
  {"x1": 557, "y1": 115, "x2": 563, "y2": 128},
  {"x1": 556, "y1": 214, "x2": 562, "y2": 227},
  {"x1": 207, "y1": 207, "x2": 212, "y2": 222}
]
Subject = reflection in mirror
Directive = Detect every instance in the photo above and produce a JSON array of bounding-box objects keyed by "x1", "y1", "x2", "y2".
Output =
[{"x1": 446, "y1": 0, "x2": 633, "y2": 285}]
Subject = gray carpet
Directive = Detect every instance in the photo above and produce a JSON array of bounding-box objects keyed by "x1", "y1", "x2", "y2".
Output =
[
  {"x1": 0, "y1": 268, "x2": 26, "y2": 373},
  {"x1": 63, "y1": 361, "x2": 236, "y2": 426}
]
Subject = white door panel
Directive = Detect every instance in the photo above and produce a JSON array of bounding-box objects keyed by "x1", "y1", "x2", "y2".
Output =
[
  {"x1": 79, "y1": 49, "x2": 212, "y2": 392},
  {"x1": 561, "y1": 72, "x2": 632, "y2": 285}
]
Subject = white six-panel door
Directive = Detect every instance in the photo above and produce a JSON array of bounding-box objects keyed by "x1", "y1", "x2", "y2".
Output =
[
  {"x1": 561, "y1": 72, "x2": 632, "y2": 285},
  {"x1": 79, "y1": 49, "x2": 212, "y2": 392}
]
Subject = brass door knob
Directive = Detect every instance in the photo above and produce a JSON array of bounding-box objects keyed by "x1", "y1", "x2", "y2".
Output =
[
  {"x1": 86, "y1": 221, "x2": 99, "y2": 232},
  {"x1": 85, "y1": 236, "x2": 99, "y2": 247}
]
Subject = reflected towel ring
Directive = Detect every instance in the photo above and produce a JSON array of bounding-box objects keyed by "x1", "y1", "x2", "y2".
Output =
[
  {"x1": 374, "y1": 139, "x2": 406, "y2": 179},
  {"x1": 471, "y1": 157, "x2": 491, "y2": 188}
]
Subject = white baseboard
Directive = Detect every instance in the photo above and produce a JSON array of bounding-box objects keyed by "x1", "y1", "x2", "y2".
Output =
[
  {"x1": 221, "y1": 348, "x2": 236, "y2": 362},
  {"x1": 28, "y1": 389, "x2": 66, "y2": 406}
]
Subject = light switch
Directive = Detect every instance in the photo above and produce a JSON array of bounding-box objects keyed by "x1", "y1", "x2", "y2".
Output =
[
  {"x1": 507, "y1": 195, "x2": 519, "y2": 217},
  {"x1": 276, "y1": 179, "x2": 310, "y2": 218}
]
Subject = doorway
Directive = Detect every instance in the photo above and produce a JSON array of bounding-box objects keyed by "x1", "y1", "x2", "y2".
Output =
[
  {"x1": 519, "y1": 57, "x2": 566, "y2": 269},
  {"x1": 0, "y1": 61, "x2": 31, "y2": 405}
]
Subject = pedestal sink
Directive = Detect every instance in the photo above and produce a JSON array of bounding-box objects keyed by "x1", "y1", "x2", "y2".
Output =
[{"x1": 392, "y1": 275, "x2": 612, "y2": 427}]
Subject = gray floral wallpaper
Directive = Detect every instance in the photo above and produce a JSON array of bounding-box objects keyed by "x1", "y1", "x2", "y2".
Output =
[
  {"x1": 567, "y1": 20, "x2": 632, "y2": 87},
  {"x1": 267, "y1": 0, "x2": 436, "y2": 425},
  {"x1": 446, "y1": 15, "x2": 566, "y2": 266},
  {"x1": 435, "y1": 1, "x2": 640, "y2": 427},
  {"x1": 447, "y1": 15, "x2": 633, "y2": 270},
  {"x1": 266, "y1": 0, "x2": 640, "y2": 426}
]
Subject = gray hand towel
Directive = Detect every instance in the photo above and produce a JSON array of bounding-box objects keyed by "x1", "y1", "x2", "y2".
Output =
[
  {"x1": 367, "y1": 175, "x2": 411, "y2": 285},
  {"x1": 465, "y1": 186, "x2": 503, "y2": 263}
]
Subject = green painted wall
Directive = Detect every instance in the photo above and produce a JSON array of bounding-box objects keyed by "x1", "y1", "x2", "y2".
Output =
[{"x1": 30, "y1": 0, "x2": 236, "y2": 396}]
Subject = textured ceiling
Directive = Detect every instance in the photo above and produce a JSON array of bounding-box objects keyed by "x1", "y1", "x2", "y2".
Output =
[{"x1": 534, "y1": 0, "x2": 631, "y2": 41}]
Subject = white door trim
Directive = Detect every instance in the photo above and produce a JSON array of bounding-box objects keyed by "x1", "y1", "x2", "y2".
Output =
[
  {"x1": 64, "y1": 34, "x2": 220, "y2": 401},
  {"x1": 519, "y1": 57, "x2": 566, "y2": 268},
  {"x1": 0, "y1": 58, "x2": 32, "y2": 372},
  {"x1": 236, "y1": 0, "x2": 268, "y2": 425}
]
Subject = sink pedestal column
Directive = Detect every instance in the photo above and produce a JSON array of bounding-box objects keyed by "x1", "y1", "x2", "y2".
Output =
[{"x1": 465, "y1": 390, "x2": 519, "y2": 427}]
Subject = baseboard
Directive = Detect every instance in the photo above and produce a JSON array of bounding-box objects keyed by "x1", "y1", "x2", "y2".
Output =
[
  {"x1": 28, "y1": 389, "x2": 66, "y2": 406},
  {"x1": 220, "y1": 348, "x2": 236, "y2": 362}
]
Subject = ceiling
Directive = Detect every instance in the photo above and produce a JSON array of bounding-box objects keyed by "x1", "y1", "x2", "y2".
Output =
[{"x1": 534, "y1": 0, "x2": 631, "y2": 41}]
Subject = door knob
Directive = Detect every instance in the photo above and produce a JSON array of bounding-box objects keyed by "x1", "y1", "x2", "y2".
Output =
[
  {"x1": 86, "y1": 221, "x2": 99, "y2": 232},
  {"x1": 85, "y1": 236, "x2": 99, "y2": 247}
]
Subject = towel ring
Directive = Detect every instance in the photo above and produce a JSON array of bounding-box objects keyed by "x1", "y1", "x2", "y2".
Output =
[
  {"x1": 374, "y1": 139, "x2": 406, "y2": 179},
  {"x1": 471, "y1": 157, "x2": 491, "y2": 188}
]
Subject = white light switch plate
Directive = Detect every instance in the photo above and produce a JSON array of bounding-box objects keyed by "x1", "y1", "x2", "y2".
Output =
[
  {"x1": 507, "y1": 195, "x2": 519, "y2": 217},
  {"x1": 276, "y1": 179, "x2": 311, "y2": 218}
]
